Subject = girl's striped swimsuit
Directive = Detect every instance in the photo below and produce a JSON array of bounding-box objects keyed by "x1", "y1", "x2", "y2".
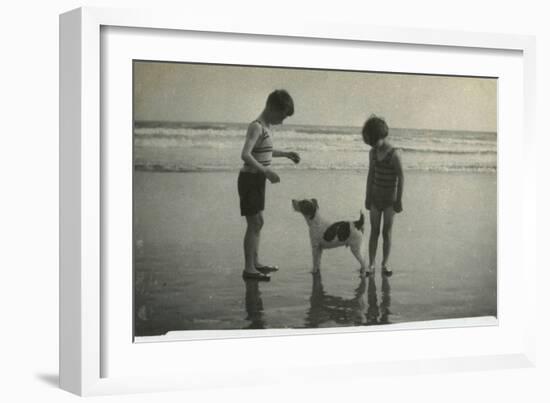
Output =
[
  {"x1": 372, "y1": 147, "x2": 398, "y2": 210},
  {"x1": 243, "y1": 120, "x2": 273, "y2": 171}
]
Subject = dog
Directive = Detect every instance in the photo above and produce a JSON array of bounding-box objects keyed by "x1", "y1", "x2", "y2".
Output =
[{"x1": 292, "y1": 198, "x2": 368, "y2": 274}]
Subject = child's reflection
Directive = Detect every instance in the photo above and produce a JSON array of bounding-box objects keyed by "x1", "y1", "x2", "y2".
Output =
[
  {"x1": 366, "y1": 274, "x2": 393, "y2": 325},
  {"x1": 366, "y1": 274, "x2": 379, "y2": 325},
  {"x1": 379, "y1": 274, "x2": 392, "y2": 324},
  {"x1": 243, "y1": 279, "x2": 266, "y2": 329}
]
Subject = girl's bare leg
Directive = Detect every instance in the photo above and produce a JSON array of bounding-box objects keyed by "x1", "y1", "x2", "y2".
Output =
[
  {"x1": 381, "y1": 207, "x2": 395, "y2": 269},
  {"x1": 369, "y1": 208, "x2": 382, "y2": 269}
]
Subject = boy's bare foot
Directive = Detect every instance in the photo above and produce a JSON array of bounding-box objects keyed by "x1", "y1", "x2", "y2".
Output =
[{"x1": 255, "y1": 264, "x2": 279, "y2": 273}]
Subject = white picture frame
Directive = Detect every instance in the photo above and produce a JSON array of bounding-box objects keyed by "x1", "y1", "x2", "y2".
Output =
[{"x1": 59, "y1": 6, "x2": 537, "y2": 396}]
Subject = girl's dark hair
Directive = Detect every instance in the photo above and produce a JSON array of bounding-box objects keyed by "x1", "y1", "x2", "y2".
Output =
[
  {"x1": 362, "y1": 114, "x2": 388, "y2": 146},
  {"x1": 266, "y1": 89, "x2": 294, "y2": 117}
]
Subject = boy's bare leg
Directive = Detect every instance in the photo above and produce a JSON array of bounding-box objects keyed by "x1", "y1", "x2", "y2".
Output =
[
  {"x1": 253, "y1": 214, "x2": 264, "y2": 267},
  {"x1": 244, "y1": 213, "x2": 264, "y2": 274},
  {"x1": 369, "y1": 208, "x2": 382, "y2": 268},
  {"x1": 381, "y1": 207, "x2": 395, "y2": 269}
]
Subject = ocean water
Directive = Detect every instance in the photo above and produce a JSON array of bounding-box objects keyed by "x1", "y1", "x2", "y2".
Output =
[{"x1": 134, "y1": 121, "x2": 497, "y2": 173}]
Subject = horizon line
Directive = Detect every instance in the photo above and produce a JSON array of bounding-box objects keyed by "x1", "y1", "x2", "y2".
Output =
[{"x1": 133, "y1": 119, "x2": 497, "y2": 134}]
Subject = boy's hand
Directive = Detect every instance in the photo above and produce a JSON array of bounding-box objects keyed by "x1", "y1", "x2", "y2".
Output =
[
  {"x1": 286, "y1": 151, "x2": 301, "y2": 164},
  {"x1": 264, "y1": 168, "x2": 280, "y2": 184},
  {"x1": 393, "y1": 200, "x2": 403, "y2": 213}
]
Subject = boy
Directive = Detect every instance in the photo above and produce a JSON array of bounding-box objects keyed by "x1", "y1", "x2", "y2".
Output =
[{"x1": 238, "y1": 90, "x2": 300, "y2": 280}]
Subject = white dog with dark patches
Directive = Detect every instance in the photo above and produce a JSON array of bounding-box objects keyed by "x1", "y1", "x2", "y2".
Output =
[{"x1": 292, "y1": 198, "x2": 368, "y2": 274}]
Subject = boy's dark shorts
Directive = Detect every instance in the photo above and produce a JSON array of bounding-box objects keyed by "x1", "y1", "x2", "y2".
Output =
[{"x1": 238, "y1": 171, "x2": 266, "y2": 216}]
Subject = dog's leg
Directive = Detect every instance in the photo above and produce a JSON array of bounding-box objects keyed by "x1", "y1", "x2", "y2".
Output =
[
  {"x1": 312, "y1": 246, "x2": 323, "y2": 273},
  {"x1": 351, "y1": 242, "x2": 367, "y2": 274}
]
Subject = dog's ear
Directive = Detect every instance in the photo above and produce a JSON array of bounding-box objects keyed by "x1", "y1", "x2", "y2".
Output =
[
  {"x1": 306, "y1": 198, "x2": 318, "y2": 219},
  {"x1": 312, "y1": 198, "x2": 318, "y2": 211}
]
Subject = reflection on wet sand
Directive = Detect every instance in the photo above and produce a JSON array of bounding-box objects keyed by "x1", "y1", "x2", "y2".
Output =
[
  {"x1": 379, "y1": 275, "x2": 391, "y2": 324},
  {"x1": 135, "y1": 170, "x2": 496, "y2": 336},
  {"x1": 243, "y1": 279, "x2": 266, "y2": 329},
  {"x1": 306, "y1": 272, "x2": 392, "y2": 327}
]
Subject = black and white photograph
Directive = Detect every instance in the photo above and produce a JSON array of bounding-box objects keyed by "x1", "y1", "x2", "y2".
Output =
[{"x1": 133, "y1": 61, "x2": 497, "y2": 337}]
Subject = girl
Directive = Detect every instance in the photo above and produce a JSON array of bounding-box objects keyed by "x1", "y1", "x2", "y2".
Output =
[{"x1": 363, "y1": 115, "x2": 404, "y2": 276}]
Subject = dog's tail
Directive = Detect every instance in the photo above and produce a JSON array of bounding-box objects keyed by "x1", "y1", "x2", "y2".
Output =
[{"x1": 354, "y1": 210, "x2": 365, "y2": 233}]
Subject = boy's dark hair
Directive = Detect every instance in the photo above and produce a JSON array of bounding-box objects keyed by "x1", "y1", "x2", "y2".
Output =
[
  {"x1": 266, "y1": 89, "x2": 294, "y2": 117},
  {"x1": 362, "y1": 114, "x2": 388, "y2": 146}
]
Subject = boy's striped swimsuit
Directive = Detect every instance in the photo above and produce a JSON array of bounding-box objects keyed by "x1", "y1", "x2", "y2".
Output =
[
  {"x1": 243, "y1": 120, "x2": 273, "y2": 169},
  {"x1": 238, "y1": 120, "x2": 272, "y2": 216},
  {"x1": 372, "y1": 147, "x2": 398, "y2": 210}
]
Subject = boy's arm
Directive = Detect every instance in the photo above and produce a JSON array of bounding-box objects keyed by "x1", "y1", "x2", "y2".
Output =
[
  {"x1": 273, "y1": 149, "x2": 300, "y2": 164},
  {"x1": 365, "y1": 149, "x2": 374, "y2": 210},
  {"x1": 393, "y1": 150, "x2": 405, "y2": 213},
  {"x1": 241, "y1": 123, "x2": 280, "y2": 183}
]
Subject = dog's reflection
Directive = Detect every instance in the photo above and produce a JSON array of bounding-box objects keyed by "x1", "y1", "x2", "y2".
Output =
[
  {"x1": 306, "y1": 272, "x2": 391, "y2": 327},
  {"x1": 243, "y1": 279, "x2": 266, "y2": 329}
]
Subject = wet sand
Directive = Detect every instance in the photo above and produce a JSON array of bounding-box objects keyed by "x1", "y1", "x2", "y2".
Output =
[{"x1": 134, "y1": 170, "x2": 497, "y2": 336}]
